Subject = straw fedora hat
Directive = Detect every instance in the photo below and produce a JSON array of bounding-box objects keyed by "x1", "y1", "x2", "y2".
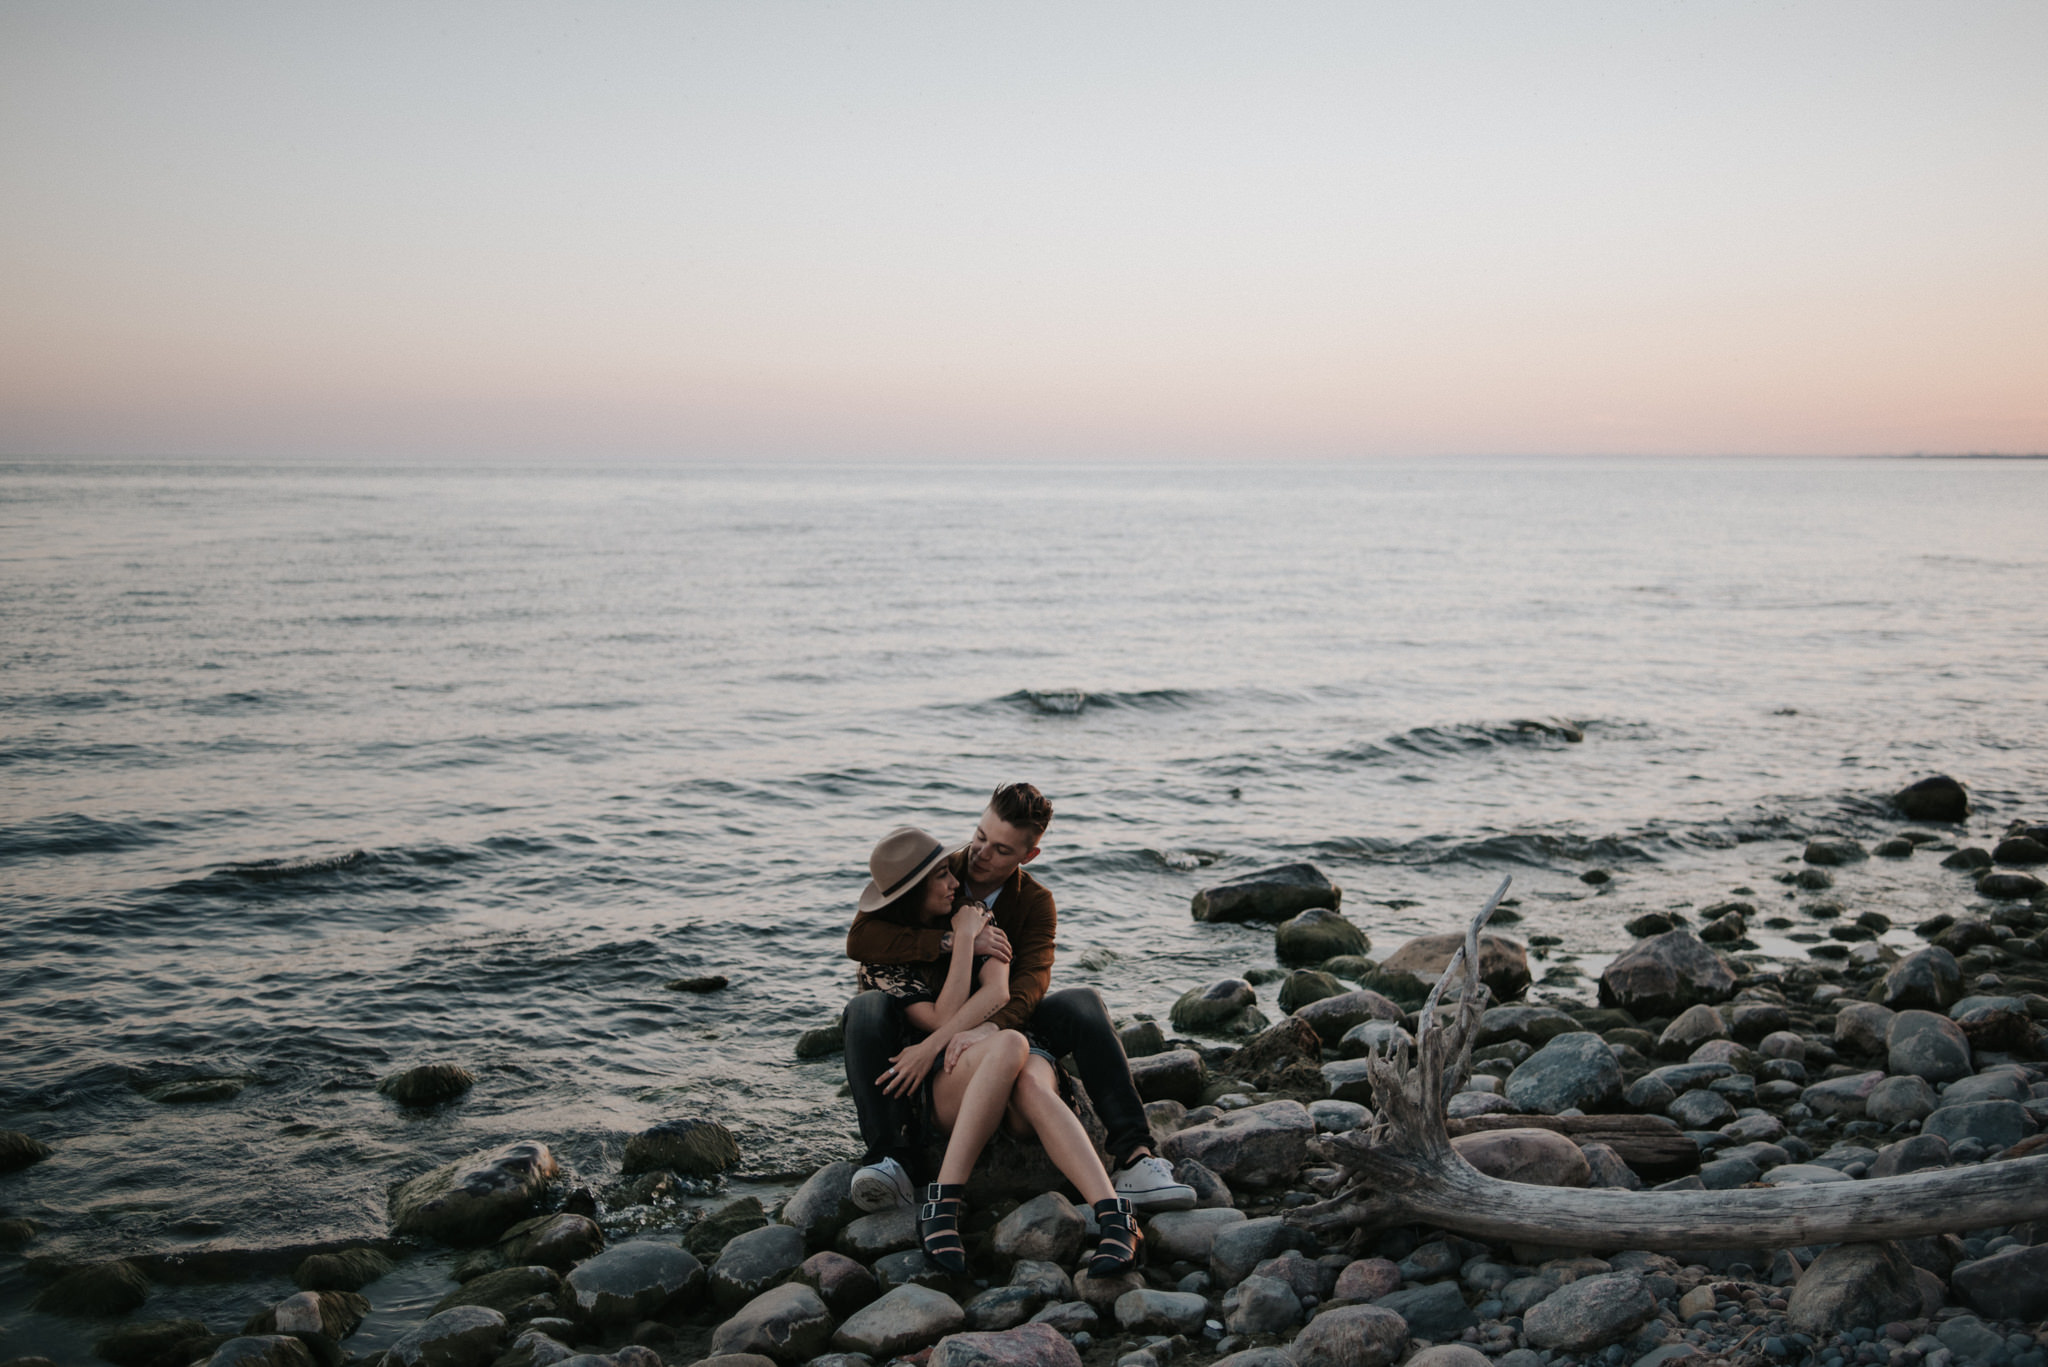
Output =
[{"x1": 858, "y1": 826, "x2": 952, "y2": 913}]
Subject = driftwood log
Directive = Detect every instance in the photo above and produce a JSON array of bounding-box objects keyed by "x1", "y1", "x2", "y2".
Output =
[{"x1": 1292, "y1": 875, "x2": 2048, "y2": 1251}]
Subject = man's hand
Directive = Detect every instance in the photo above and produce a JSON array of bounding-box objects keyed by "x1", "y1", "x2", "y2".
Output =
[
  {"x1": 943, "y1": 1023, "x2": 998, "y2": 1071},
  {"x1": 970, "y1": 921, "x2": 1012, "y2": 963}
]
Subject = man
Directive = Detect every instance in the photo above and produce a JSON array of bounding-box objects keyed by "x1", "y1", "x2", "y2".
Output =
[{"x1": 842, "y1": 781, "x2": 1195, "y2": 1213}]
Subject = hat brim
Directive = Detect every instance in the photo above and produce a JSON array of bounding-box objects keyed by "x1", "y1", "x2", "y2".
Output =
[{"x1": 857, "y1": 840, "x2": 952, "y2": 913}]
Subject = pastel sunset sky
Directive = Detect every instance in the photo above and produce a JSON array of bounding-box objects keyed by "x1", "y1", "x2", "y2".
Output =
[{"x1": 3, "y1": 2, "x2": 2044, "y2": 460}]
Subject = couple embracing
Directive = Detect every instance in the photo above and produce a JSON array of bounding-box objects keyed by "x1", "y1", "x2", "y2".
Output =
[{"x1": 840, "y1": 782, "x2": 1194, "y2": 1278}]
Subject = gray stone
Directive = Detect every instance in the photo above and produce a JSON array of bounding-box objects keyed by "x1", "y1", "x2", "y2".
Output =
[
  {"x1": 1293, "y1": 990, "x2": 1405, "y2": 1046},
  {"x1": 1580, "y1": 1141, "x2": 1643, "y2": 1190},
  {"x1": 496, "y1": 1213, "x2": 604, "y2": 1272},
  {"x1": 712, "y1": 1283, "x2": 836, "y2": 1364},
  {"x1": 1950, "y1": 998, "x2": 2038, "y2": 1053},
  {"x1": 1118, "y1": 1019, "x2": 1168, "y2": 1058},
  {"x1": 1804, "y1": 837, "x2": 1867, "y2": 866},
  {"x1": 386, "y1": 1306, "x2": 509, "y2": 1367},
  {"x1": 1729, "y1": 1001, "x2": 1790, "y2": 1043},
  {"x1": 1170, "y1": 981, "x2": 1263, "y2": 1036},
  {"x1": 94, "y1": 1318, "x2": 214, "y2": 1367},
  {"x1": 1505, "y1": 1032, "x2": 1621, "y2": 1115},
  {"x1": 1158, "y1": 1100, "x2": 1314, "y2": 1187},
  {"x1": 1144, "y1": 1207, "x2": 1246, "y2": 1262},
  {"x1": 1276, "y1": 908, "x2": 1370, "y2": 966},
  {"x1": 564, "y1": 1240, "x2": 705, "y2": 1326},
  {"x1": 1757, "y1": 1030, "x2": 1806, "y2": 1062},
  {"x1": 1287, "y1": 1304, "x2": 1410, "y2": 1367},
  {"x1": 1865, "y1": 1076, "x2": 1939, "y2": 1126},
  {"x1": 1309, "y1": 1099, "x2": 1369, "y2": 1134},
  {"x1": 1192, "y1": 863, "x2": 1341, "y2": 923},
  {"x1": 832, "y1": 1285, "x2": 965, "y2": 1357},
  {"x1": 1941, "y1": 1066, "x2": 2030, "y2": 1106},
  {"x1": 1698, "y1": 1157, "x2": 1760, "y2": 1189},
  {"x1": 1476, "y1": 1006, "x2": 1584, "y2": 1048},
  {"x1": 30, "y1": 1259, "x2": 152, "y2": 1318},
  {"x1": 204, "y1": 1338, "x2": 317, "y2": 1367},
  {"x1": 1666, "y1": 1090, "x2": 1736, "y2": 1129},
  {"x1": 1762, "y1": 1164, "x2": 1853, "y2": 1185},
  {"x1": 874, "y1": 1249, "x2": 952, "y2": 1293},
  {"x1": 1210, "y1": 1351, "x2": 1297, "y2": 1367},
  {"x1": 1113, "y1": 1289, "x2": 1208, "y2": 1335},
  {"x1": 1027, "y1": 1301, "x2": 1100, "y2": 1334},
  {"x1": 929, "y1": 1323, "x2": 1082, "y2": 1367},
  {"x1": 1521, "y1": 1273, "x2": 1655, "y2": 1352},
  {"x1": 1881, "y1": 949, "x2": 1963, "y2": 1012},
  {"x1": 1209, "y1": 1216, "x2": 1303, "y2": 1288},
  {"x1": 1624, "y1": 1075, "x2": 1676, "y2": 1112},
  {"x1": 622, "y1": 1118, "x2": 739, "y2": 1176},
  {"x1": 1374, "y1": 1280, "x2": 1478, "y2": 1340},
  {"x1": 1379, "y1": 933, "x2": 1531, "y2": 1002},
  {"x1": 1337, "y1": 1020, "x2": 1413, "y2": 1059},
  {"x1": 1892, "y1": 775, "x2": 1969, "y2": 823},
  {"x1": 689, "y1": 1197, "x2": 769, "y2": 1260},
  {"x1": 1786, "y1": 1242, "x2": 1920, "y2": 1335},
  {"x1": 782, "y1": 1163, "x2": 858, "y2": 1252},
  {"x1": 793, "y1": 1250, "x2": 879, "y2": 1319},
  {"x1": 1833, "y1": 1002, "x2": 1896, "y2": 1058},
  {"x1": 1922, "y1": 1099, "x2": 2035, "y2": 1151},
  {"x1": 1657, "y1": 1006, "x2": 1727, "y2": 1055},
  {"x1": 835, "y1": 1208, "x2": 919, "y2": 1261},
  {"x1": 378, "y1": 1063, "x2": 476, "y2": 1107},
  {"x1": 992, "y1": 1193, "x2": 1085, "y2": 1267},
  {"x1": 712, "y1": 1224, "x2": 808, "y2": 1311},
  {"x1": 432, "y1": 1266, "x2": 559, "y2": 1320},
  {"x1": 1404, "y1": 1348, "x2": 1493, "y2": 1367},
  {"x1": 293, "y1": 1247, "x2": 395, "y2": 1292},
  {"x1": 1222, "y1": 1275, "x2": 1303, "y2": 1335},
  {"x1": 1598, "y1": 932, "x2": 1736, "y2": 1019},
  {"x1": 1978, "y1": 870, "x2": 2046, "y2": 899},
  {"x1": 1936, "y1": 1314, "x2": 2009, "y2": 1363},
  {"x1": 387, "y1": 1142, "x2": 559, "y2": 1246},
  {"x1": 1949, "y1": 1244, "x2": 2048, "y2": 1321},
  {"x1": 1448, "y1": 1127, "x2": 1590, "y2": 1187},
  {"x1": 1869, "y1": 1134, "x2": 1950, "y2": 1178},
  {"x1": 1888, "y1": 1011, "x2": 1974, "y2": 1084},
  {"x1": 964, "y1": 1285, "x2": 1048, "y2": 1332},
  {"x1": 496, "y1": 1330, "x2": 576, "y2": 1367},
  {"x1": 1128, "y1": 1049, "x2": 1206, "y2": 1105},
  {"x1": 1799, "y1": 1071, "x2": 1886, "y2": 1120},
  {"x1": 1279, "y1": 970, "x2": 1346, "y2": 1014}
]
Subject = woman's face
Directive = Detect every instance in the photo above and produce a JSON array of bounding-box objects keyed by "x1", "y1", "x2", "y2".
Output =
[{"x1": 920, "y1": 863, "x2": 959, "y2": 920}]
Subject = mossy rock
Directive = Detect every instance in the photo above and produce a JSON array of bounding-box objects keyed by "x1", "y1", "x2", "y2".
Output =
[
  {"x1": 1351, "y1": 969, "x2": 1429, "y2": 1011},
  {"x1": 686, "y1": 1195, "x2": 768, "y2": 1260},
  {"x1": 1274, "y1": 908, "x2": 1370, "y2": 966},
  {"x1": 1170, "y1": 980, "x2": 1259, "y2": 1036},
  {"x1": 32, "y1": 1260, "x2": 151, "y2": 1318},
  {"x1": 796, "y1": 1023, "x2": 845, "y2": 1059},
  {"x1": 623, "y1": 1118, "x2": 739, "y2": 1177},
  {"x1": 93, "y1": 1318, "x2": 214, "y2": 1367},
  {"x1": 0, "y1": 1130, "x2": 52, "y2": 1173},
  {"x1": 294, "y1": 1247, "x2": 394, "y2": 1292},
  {"x1": 378, "y1": 1064, "x2": 475, "y2": 1107},
  {"x1": 1277, "y1": 970, "x2": 1343, "y2": 1014},
  {"x1": 1319, "y1": 955, "x2": 1378, "y2": 982}
]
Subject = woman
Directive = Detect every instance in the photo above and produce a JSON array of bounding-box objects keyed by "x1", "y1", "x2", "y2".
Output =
[{"x1": 853, "y1": 826, "x2": 1141, "y2": 1277}]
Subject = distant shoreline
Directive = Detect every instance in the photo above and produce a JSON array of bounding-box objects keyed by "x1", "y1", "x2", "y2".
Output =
[{"x1": 1880, "y1": 452, "x2": 2048, "y2": 460}]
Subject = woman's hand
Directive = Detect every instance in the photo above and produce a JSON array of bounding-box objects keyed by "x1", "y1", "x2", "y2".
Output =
[
  {"x1": 880, "y1": 1037, "x2": 942, "y2": 1098},
  {"x1": 950, "y1": 902, "x2": 989, "y2": 943},
  {"x1": 943, "y1": 1023, "x2": 998, "y2": 1072}
]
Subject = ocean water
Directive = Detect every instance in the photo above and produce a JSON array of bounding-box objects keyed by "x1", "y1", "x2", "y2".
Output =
[{"x1": 2, "y1": 455, "x2": 2046, "y2": 1349}]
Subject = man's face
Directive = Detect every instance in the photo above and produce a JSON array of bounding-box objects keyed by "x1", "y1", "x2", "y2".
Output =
[{"x1": 966, "y1": 807, "x2": 1039, "y2": 886}]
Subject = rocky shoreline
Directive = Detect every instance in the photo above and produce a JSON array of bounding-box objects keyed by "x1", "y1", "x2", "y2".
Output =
[{"x1": 4, "y1": 778, "x2": 2046, "y2": 1367}]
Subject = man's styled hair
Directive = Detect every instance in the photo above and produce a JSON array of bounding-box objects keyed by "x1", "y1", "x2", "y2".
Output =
[{"x1": 989, "y1": 782, "x2": 1054, "y2": 844}]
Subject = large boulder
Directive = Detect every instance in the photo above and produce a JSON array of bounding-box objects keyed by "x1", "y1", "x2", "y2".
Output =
[
  {"x1": 1293, "y1": 990, "x2": 1405, "y2": 1046},
  {"x1": 1144, "y1": 1208, "x2": 1247, "y2": 1263},
  {"x1": 1799, "y1": 1072, "x2": 1886, "y2": 1121},
  {"x1": 1275, "y1": 908, "x2": 1369, "y2": 966},
  {"x1": 1170, "y1": 980, "x2": 1266, "y2": 1037},
  {"x1": 711, "y1": 1282, "x2": 836, "y2": 1364},
  {"x1": 1476, "y1": 1006, "x2": 1584, "y2": 1049},
  {"x1": 1209, "y1": 1216, "x2": 1305, "y2": 1288},
  {"x1": 1278, "y1": 970, "x2": 1345, "y2": 1014},
  {"x1": 1950, "y1": 1245, "x2": 2048, "y2": 1321},
  {"x1": 1893, "y1": 775, "x2": 1969, "y2": 823},
  {"x1": 930, "y1": 1323, "x2": 1083, "y2": 1367},
  {"x1": 1503, "y1": 1033, "x2": 1621, "y2": 1115},
  {"x1": 386, "y1": 1306, "x2": 509, "y2": 1367},
  {"x1": 780, "y1": 1162, "x2": 857, "y2": 1251},
  {"x1": 293, "y1": 1247, "x2": 395, "y2": 1292},
  {"x1": 1921, "y1": 1100, "x2": 2036, "y2": 1152},
  {"x1": 30, "y1": 1259, "x2": 152, "y2": 1317},
  {"x1": 1128, "y1": 1050, "x2": 1207, "y2": 1104},
  {"x1": 832, "y1": 1284, "x2": 965, "y2": 1357},
  {"x1": 494, "y1": 1212, "x2": 604, "y2": 1271},
  {"x1": 1158, "y1": 1101, "x2": 1314, "y2": 1187},
  {"x1": 1378, "y1": 933, "x2": 1530, "y2": 1002},
  {"x1": 1880, "y1": 949, "x2": 1963, "y2": 1012},
  {"x1": 1521, "y1": 1273, "x2": 1656, "y2": 1352},
  {"x1": 622, "y1": 1118, "x2": 739, "y2": 1176},
  {"x1": 1191, "y1": 864, "x2": 1341, "y2": 923},
  {"x1": 1597, "y1": 932, "x2": 1735, "y2": 1018},
  {"x1": 710, "y1": 1223, "x2": 808, "y2": 1311},
  {"x1": 431, "y1": 1266, "x2": 559, "y2": 1320},
  {"x1": 793, "y1": 1250, "x2": 880, "y2": 1319},
  {"x1": 1833, "y1": 1002, "x2": 1895, "y2": 1058},
  {"x1": 1786, "y1": 1242, "x2": 1921, "y2": 1335},
  {"x1": 991, "y1": 1193, "x2": 1086, "y2": 1267},
  {"x1": 1449, "y1": 1128, "x2": 1591, "y2": 1187},
  {"x1": 1219, "y1": 1017, "x2": 1323, "y2": 1091},
  {"x1": 1804, "y1": 837, "x2": 1867, "y2": 866},
  {"x1": 564, "y1": 1240, "x2": 705, "y2": 1326},
  {"x1": 387, "y1": 1142, "x2": 558, "y2": 1246},
  {"x1": 1885, "y1": 1011, "x2": 1973, "y2": 1085},
  {"x1": 1287, "y1": 1305, "x2": 1409, "y2": 1367}
]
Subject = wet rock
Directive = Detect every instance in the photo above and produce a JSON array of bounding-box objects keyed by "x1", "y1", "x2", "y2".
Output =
[
  {"x1": 1657, "y1": 1005, "x2": 1728, "y2": 1055},
  {"x1": 1449, "y1": 1128, "x2": 1591, "y2": 1186},
  {"x1": 930, "y1": 1323, "x2": 1082, "y2": 1367},
  {"x1": 1624, "y1": 912, "x2": 1678, "y2": 938},
  {"x1": 494, "y1": 1328, "x2": 576, "y2": 1366},
  {"x1": 1145, "y1": 1208, "x2": 1246, "y2": 1262},
  {"x1": 692, "y1": 1197, "x2": 771, "y2": 1259},
  {"x1": 1886, "y1": 1010, "x2": 1973, "y2": 1084},
  {"x1": 1881, "y1": 949, "x2": 1963, "y2": 1012},
  {"x1": 1375, "y1": 1281, "x2": 1477, "y2": 1340},
  {"x1": 1504, "y1": 1032, "x2": 1621, "y2": 1114},
  {"x1": 1865, "y1": 1076, "x2": 1938, "y2": 1126},
  {"x1": 835, "y1": 1207, "x2": 919, "y2": 1261},
  {"x1": 1893, "y1": 775, "x2": 1969, "y2": 823},
  {"x1": 1800, "y1": 1071, "x2": 1886, "y2": 1120},
  {"x1": 434, "y1": 1266, "x2": 560, "y2": 1320},
  {"x1": 1874, "y1": 837, "x2": 1914, "y2": 858},
  {"x1": 564, "y1": 1240, "x2": 705, "y2": 1326},
  {"x1": 1158, "y1": 1100, "x2": 1314, "y2": 1187},
  {"x1": 1118, "y1": 1019, "x2": 1167, "y2": 1058},
  {"x1": 1276, "y1": 908, "x2": 1370, "y2": 966},
  {"x1": 94, "y1": 1317, "x2": 215, "y2": 1367},
  {"x1": 712, "y1": 1224, "x2": 808, "y2": 1311},
  {"x1": 1949, "y1": 1243, "x2": 2048, "y2": 1321},
  {"x1": 666, "y1": 974, "x2": 729, "y2": 993},
  {"x1": 1191, "y1": 864, "x2": 1341, "y2": 924},
  {"x1": 1221, "y1": 1017, "x2": 1324, "y2": 1092},
  {"x1": 796, "y1": 1024, "x2": 844, "y2": 1059},
  {"x1": 1804, "y1": 837, "x2": 1867, "y2": 866},
  {"x1": 293, "y1": 1247, "x2": 394, "y2": 1292},
  {"x1": 1294, "y1": 990, "x2": 1405, "y2": 1046},
  {"x1": 1922, "y1": 1099, "x2": 2035, "y2": 1151},
  {"x1": 498, "y1": 1213, "x2": 605, "y2": 1271},
  {"x1": 1128, "y1": 1048, "x2": 1214, "y2": 1104},
  {"x1": 30, "y1": 1259, "x2": 151, "y2": 1318},
  {"x1": 711, "y1": 1282, "x2": 836, "y2": 1363},
  {"x1": 831, "y1": 1285, "x2": 965, "y2": 1357},
  {"x1": 1521, "y1": 1273, "x2": 1655, "y2": 1352},
  {"x1": 1114, "y1": 1289, "x2": 1207, "y2": 1334},
  {"x1": 378, "y1": 1063, "x2": 476, "y2": 1107},
  {"x1": 622, "y1": 1118, "x2": 738, "y2": 1176},
  {"x1": 1931, "y1": 917, "x2": 2000, "y2": 956},
  {"x1": 204, "y1": 1337, "x2": 316, "y2": 1367},
  {"x1": 1209, "y1": 1216, "x2": 1304, "y2": 1288},
  {"x1": 1942, "y1": 847, "x2": 1994, "y2": 871},
  {"x1": 1598, "y1": 932, "x2": 1736, "y2": 1019},
  {"x1": 1786, "y1": 1242, "x2": 1920, "y2": 1335},
  {"x1": 792, "y1": 1250, "x2": 878, "y2": 1319},
  {"x1": 1976, "y1": 870, "x2": 2045, "y2": 899},
  {"x1": 1222, "y1": 1275, "x2": 1303, "y2": 1335},
  {"x1": 388, "y1": 1142, "x2": 559, "y2": 1246},
  {"x1": 1279, "y1": 970, "x2": 1345, "y2": 1014},
  {"x1": 781, "y1": 1162, "x2": 857, "y2": 1252},
  {"x1": 0, "y1": 1130, "x2": 52, "y2": 1172},
  {"x1": 1993, "y1": 835, "x2": 2048, "y2": 865},
  {"x1": 992, "y1": 1193, "x2": 1085, "y2": 1267},
  {"x1": 1379, "y1": 933, "x2": 1531, "y2": 1002},
  {"x1": 1170, "y1": 981, "x2": 1264, "y2": 1036},
  {"x1": 1287, "y1": 1304, "x2": 1409, "y2": 1367},
  {"x1": 386, "y1": 1306, "x2": 509, "y2": 1367}
]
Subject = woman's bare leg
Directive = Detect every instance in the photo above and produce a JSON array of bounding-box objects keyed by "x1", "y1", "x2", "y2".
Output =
[
  {"x1": 1005, "y1": 1056, "x2": 1116, "y2": 1205},
  {"x1": 931, "y1": 1029, "x2": 1030, "y2": 1186}
]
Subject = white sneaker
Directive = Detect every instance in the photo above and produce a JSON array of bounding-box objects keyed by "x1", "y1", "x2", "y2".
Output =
[
  {"x1": 849, "y1": 1157, "x2": 914, "y2": 1212},
  {"x1": 1111, "y1": 1154, "x2": 1196, "y2": 1212}
]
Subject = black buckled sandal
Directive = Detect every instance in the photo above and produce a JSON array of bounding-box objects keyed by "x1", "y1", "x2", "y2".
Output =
[
  {"x1": 920, "y1": 1183, "x2": 968, "y2": 1273},
  {"x1": 1089, "y1": 1196, "x2": 1143, "y2": 1276}
]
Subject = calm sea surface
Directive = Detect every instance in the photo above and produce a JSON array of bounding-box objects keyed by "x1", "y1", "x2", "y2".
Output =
[{"x1": 3, "y1": 456, "x2": 2046, "y2": 1348}]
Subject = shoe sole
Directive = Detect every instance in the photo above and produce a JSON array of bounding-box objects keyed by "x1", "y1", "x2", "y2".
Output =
[
  {"x1": 849, "y1": 1176, "x2": 909, "y2": 1212},
  {"x1": 1120, "y1": 1188, "x2": 1198, "y2": 1213}
]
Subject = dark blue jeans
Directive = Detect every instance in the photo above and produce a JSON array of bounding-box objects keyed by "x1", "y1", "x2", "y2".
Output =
[{"x1": 840, "y1": 985, "x2": 1152, "y2": 1182}]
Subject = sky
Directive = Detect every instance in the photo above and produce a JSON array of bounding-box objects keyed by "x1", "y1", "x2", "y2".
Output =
[{"x1": 1, "y1": 2, "x2": 2044, "y2": 461}]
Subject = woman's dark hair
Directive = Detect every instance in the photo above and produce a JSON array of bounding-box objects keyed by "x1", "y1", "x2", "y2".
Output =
[
  {"x1": 869, "y1": 862, "x2": 955, "y2": 928},
  {"x1": 990, "y1": 782, "x2": 1053, "y2": 843}
]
